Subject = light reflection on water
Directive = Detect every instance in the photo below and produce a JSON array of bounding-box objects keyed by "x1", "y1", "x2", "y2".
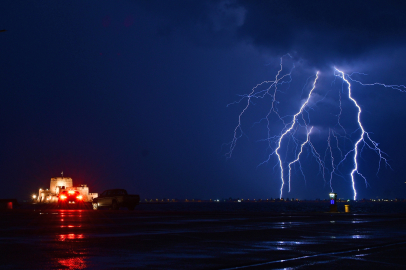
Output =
[
  {"x1": 355, "y1": 253, "x2": 368, "y2": 257},
  {"x1": 351, "y1": 220, "x2": 367, "y2": 224},
  {"x1": 252, "y1": 240, "x2": 317, "y2": 251},
  {"x1": 58, "y1": 234, "x2": 84, "y2": 241},
  {"x1": 58, "y1": 257, "x2": 87, "y2": 270},
  {"x1": 54, "y1": 210, "x2": 88, "y2": 269},
  {"x1": 351, "y1": 235, "x2": 369, "y2": 239},
  {"x1": 328, "y1": 234, "x2": 371, "y2": 239},
  {"x1": 276, "y1": 240, "x2": 315, "y2": 245}
]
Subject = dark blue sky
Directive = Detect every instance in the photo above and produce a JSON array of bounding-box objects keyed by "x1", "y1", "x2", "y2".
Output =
[{"x1": 2, "y1": 0, "x2": 406, "y2": 200}]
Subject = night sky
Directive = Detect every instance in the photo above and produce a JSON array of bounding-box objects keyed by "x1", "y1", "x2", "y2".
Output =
[{"x1": 2, "y1": 0, "x2": 406, "y2": 201}]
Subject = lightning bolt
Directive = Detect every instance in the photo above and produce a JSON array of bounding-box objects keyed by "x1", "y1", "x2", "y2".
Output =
[
  {"x1": 348, "y1": 74, "x2": 406, "y2": 93},
  {"x1": 226, "y1": 57, "x2": 396, "y2": 200},
  {"x1": 275, "y1": 72, "x2": 319, "y2": 198},
  {"x1": 288, "y1": 126, "x2": 313, "y2": 192},
  {"x1": 326, "y1": 129, "x2": 335, "y2": 192},
  {"x1": 225, "y1": 55, "x2": 294, "y2": 159},
  {"x1": 335, "y1": 68, "x2": 391, "y2": 200}
]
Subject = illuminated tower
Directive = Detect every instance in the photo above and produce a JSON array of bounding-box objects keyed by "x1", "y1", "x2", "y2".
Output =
[{"x1": 50, "y1": 177, "x2": 73, "y2": 194}]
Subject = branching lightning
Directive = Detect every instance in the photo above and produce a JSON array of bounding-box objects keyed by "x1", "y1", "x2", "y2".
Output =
[
  {"x1": 326, "y1": 129, "x2": 335, "y2": 192},
  {"x1": 226, "y1": 55, "x2": 294, "y2": 159},
  {"x1": 288, "y1": 126, "x2": 313, "y2": 193},
  {"x1": 275, "y1": 72, "x2": 319, "y2": 198},
  {"x1": 226, "y1": 56, "x2": 399, "y2": 200},
  {"x1": 335, "y1": 68, "x2": 391, "y2": 200}
]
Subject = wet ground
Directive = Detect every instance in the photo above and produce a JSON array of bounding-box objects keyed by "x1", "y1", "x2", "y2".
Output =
[{"x1": 1, "y1": 203, "x2": 406, "y2": 269}]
